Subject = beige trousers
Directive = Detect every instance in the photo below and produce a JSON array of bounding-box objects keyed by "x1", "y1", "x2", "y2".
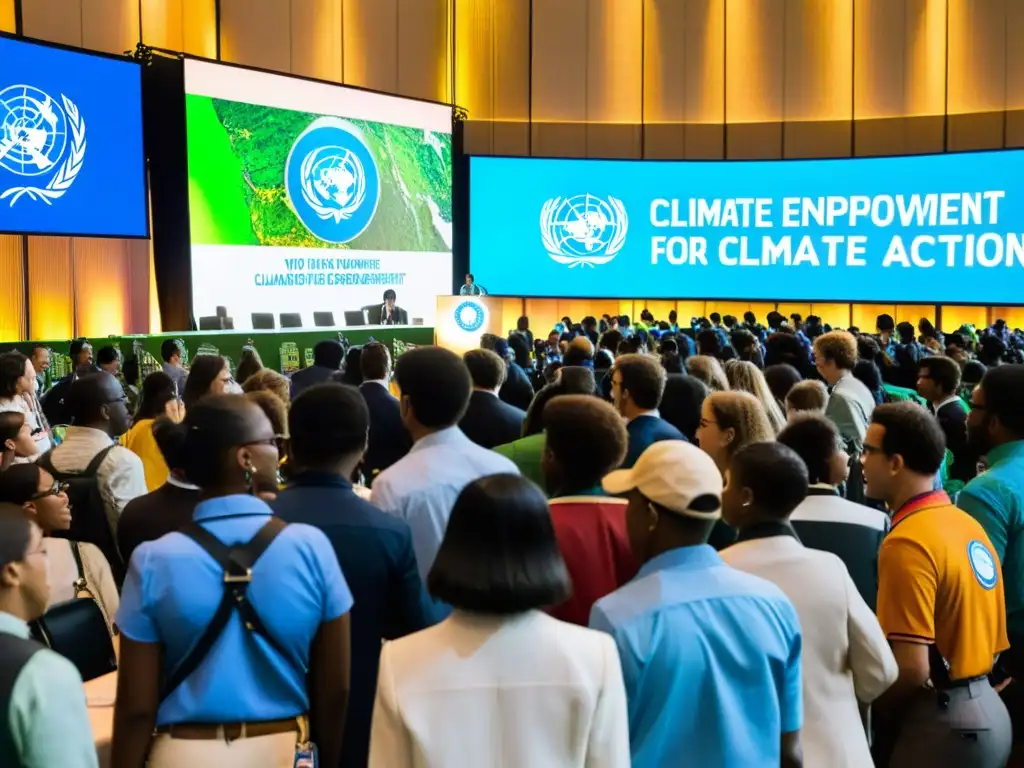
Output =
[{"x1": 147, "y1": 731, "x2": 297, "y2": 767}]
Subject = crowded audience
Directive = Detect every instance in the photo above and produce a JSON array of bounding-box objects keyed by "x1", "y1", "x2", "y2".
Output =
[{"x1": 4, "y1": 307, "x2": 1024, "y2": 767}]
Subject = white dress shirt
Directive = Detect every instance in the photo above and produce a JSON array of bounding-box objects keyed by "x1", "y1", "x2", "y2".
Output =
[
  {"x1": 369, "y1": 610, "x2": 630, "y2": 768},
  {"x1": 371, "y1": 426, "x2": 518, "y2": 579},
  {"x1": 49, "y1": 426, "x2": 147, "y2": 536},
  {"x1": 722, "y1": 535, "x2": 897, "y2": 768}
]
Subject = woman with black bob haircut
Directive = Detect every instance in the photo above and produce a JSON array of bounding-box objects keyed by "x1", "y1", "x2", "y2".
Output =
[
  {"x1": 369, "y1": 473, "x2": 630, "y2": 767},
  {"x1": 112, "y1": 395, "x2": 353, "y2": 768}
]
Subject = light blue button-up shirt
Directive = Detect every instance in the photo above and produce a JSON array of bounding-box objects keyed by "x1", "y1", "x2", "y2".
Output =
[
  {"x1": 371, "y1": 426, "x2": 519, "y2": 579},
  {"x1": 115, "y1": 494, "x2": 353, "y2": 725},
  {"x1": 0, "y1": 611, "x2": 97, "y2": 768},
  {"x1": 590, "y1": 545, "x2": 803, "y2": 768}
]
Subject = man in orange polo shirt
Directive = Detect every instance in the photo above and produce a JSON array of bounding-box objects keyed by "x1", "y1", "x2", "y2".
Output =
[{"x1": 863, "y1": 402, "x2": 1011, "y2": 767}]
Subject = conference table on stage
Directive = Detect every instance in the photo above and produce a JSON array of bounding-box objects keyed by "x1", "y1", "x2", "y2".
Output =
[{"x1": 86, "y1": 672, "x2": 116, "y2": 767}]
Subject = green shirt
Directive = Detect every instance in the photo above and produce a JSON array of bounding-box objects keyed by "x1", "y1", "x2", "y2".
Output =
[
  {"x1": 959, "y1": 441, "x2": 1024, "y2": 641},
  {"x1": 0, "y1": 612, "x2": 97, "y2": 768},
  {"x1": 494, "y1": 433, "x2": 546, "y2": 492}
]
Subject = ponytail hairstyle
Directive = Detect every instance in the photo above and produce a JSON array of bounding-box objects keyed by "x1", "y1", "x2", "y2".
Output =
[{"x1": 165, "y1": 395, "x2": 260, "y2": 488}]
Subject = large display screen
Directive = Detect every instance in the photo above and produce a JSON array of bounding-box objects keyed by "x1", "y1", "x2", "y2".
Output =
[
  {"x1": 469, "y1": 152, "x2": 1024, "y2": 304},
  {"x1": 0, "y1": 34, "x2": 147, "y2": 237},
  {"x1": 184, "y1": 59, "x2": 453, "y2": 330}
]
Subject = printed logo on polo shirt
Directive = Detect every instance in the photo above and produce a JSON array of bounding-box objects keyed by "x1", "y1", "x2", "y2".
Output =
[
  {"x1": 540, "y1": 193, "x2": 628, "y2": 268},
  {"x1": 967, "y1": 539, "x2": 998, "y2": 590}
]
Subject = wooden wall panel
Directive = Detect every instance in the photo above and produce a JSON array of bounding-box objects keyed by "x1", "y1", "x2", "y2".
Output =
[
  {"x1": 27, "y1": 237, "x2": 73, "y2": 341},
  {"x1": 0, "y1": 238, "x2": 25, "y2": 343},
  {"x1": 942, "y1": 305, "x2": 988, "y2": 331},
  {"x1": 343, "y1": 0, "x2": 398, "y2": 92},
  {"x1": 141, "y1": 0, "x2": 217, "y2": 57},
  {"x1": 946, "y1": 0, "x2": 1005, "y2": 151},
  {"x1": 73, "y1": 239, "x2": 130, "y2": 338},
  {"x1": 454, "y1": 0, "x2": 531, "y2": 155},
  {"x1": 220, "y1": 0, "x2": 291, "y2": 72},
  {"x1": 22, "y1": 0, "x2": 83, "y2": 45},
  {"x1": 530, "y1": 0, "x2": 587, "y2": 157},
  {"x1": 642, "y1": 0, "x2": 725, "y2": 159},
  {"x1": 0, "y1": 0, "x2": 15, "y2": 32},
  {"x1": 851, "y1": 304, "x2": 897, "y2": 333},
  {"x1": 809, "y1": 304, "x2": 852, "y2": 329},
  {"x1": 81, "y1": 0, "x2": 139, "y2": 55},
  {"x1": 291, "y1": 0, "x2": 343, "y2": 81},
  {"x1": 896, "y1": 305, "x2": 936, "y2": 329},
  {"x1": 397, "y1": 0, "x2": 451, "y2": 102}
]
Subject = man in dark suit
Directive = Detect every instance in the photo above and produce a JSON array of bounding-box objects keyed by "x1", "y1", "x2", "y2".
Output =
[
  {"x1": 359, "y1": 342, "x2": 410, "y2": 484},
  {"x1": 610, "y1": 353, "x2": 685, "y2": 468},
  {"x1": 917, "y1": 355, "x2": 976, "y2": 482},
  {"x1": 117, "y1": 418, "x2": 200, "y2": 564},
  {"x1": 272, "y1": 383, "x2": 436, "y2": 768},
  {"x1": 459, "y1": 349, "x2": 526, "y2": 448},
  {"x1": 290, "y1": 339, "x2": 344, "y2": 399}
]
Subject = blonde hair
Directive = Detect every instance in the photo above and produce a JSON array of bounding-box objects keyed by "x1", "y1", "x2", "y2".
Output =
[
  {"x1": 785, "y1": 379, "x2": 829, "y2": 415},
  {"x1": 814, "y1": 330, "x2": 858, "y2": 371},
  {"x1": 707, "y1": 391, "x2": 775, "y2": 466},
  {"x1": 686, "y1": 355, "x2": 729, "y2": 392},
  {"x1": 725, "y1": 360, "x2": 786, "y2": 434}
]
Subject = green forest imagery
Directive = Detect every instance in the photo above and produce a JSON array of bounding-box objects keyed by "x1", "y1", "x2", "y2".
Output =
[{"x1": 186, "y1": 94, "x2": 452, "y2": 251}]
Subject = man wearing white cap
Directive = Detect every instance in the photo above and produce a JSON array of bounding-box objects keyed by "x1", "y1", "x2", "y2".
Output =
[{"x1": 589, "y1": 440, "x2": 805, "y2": 768}]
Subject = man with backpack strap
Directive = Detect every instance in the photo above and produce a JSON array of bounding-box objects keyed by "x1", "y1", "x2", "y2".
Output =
[{"x1": 38, "y1": 373, "x2": 146, "y2": 581}]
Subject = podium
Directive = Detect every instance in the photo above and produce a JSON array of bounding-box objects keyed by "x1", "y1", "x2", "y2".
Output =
[{"x1": 435, "y1": 296, "x2": 505, "y2": 356}]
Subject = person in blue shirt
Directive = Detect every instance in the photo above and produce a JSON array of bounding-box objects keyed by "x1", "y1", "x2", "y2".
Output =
[
  {"x1": 112, "y1": 395, "x2": 353, "y2": 768},
  {"x1": 591, "y1": 440, "x2": 805, "y2": 768},
  {"x1": 272, "y1": 382, "x2": 437, "y2": 768}
]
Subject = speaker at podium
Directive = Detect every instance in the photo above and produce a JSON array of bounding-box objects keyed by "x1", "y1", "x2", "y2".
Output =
[{"x1": 435, "y1": 296, "x2": 504, "y2": 355}]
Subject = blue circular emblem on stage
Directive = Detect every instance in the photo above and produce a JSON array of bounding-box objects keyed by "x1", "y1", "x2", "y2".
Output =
[
  {"x1": 967, "y1": 540, "x2": 998, "y2": 590},
  {"x1": 285, "y1": 117, "x2": 380, "y2": 244},
  {"x1": 454, "y1": 300, "x2": 486, "y2": 333}
]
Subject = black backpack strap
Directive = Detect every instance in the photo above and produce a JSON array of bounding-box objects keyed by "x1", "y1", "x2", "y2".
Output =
[
  {"x1": 159, "y1": 517, "x2": 289, "y2": 703},
  {"x1": 83, "y1": 443, "x2": 118, "y2": 477}
]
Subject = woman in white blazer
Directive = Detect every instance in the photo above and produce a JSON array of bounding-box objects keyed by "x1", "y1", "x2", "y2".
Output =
[
  {"x1": 721, "y1": 442, "x2": 898, "y2": 768},
  {"x1": 368, "y1": 473, "x2": 630, "y2": 768}
]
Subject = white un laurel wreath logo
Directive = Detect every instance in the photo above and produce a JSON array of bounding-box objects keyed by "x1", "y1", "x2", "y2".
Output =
[
  {"x1": 0, "y1": 85, "x2": 86, "y2": 207},
  {"x1": 285, "y1": 117, "x2": 380, "y2": 244},
  {"x1": 454, "y1": 300, "x2": 487, "y2": 333},
  {"x1": 540, "y1": 193, "x2": 628, "y2": 268}
]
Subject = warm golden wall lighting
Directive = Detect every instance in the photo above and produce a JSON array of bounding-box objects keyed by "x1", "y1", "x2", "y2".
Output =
[
  {"x1": 140, "y1": 0, "x2": 216, "y2": 58},
  {"x1": 454, "y1": 0, "x2": 492, "y2": 118},
  {"x1": 27, "y1": 239, "x2": 73, "y2": 342},
  {"x1": 0, "y1": 238, "x2": 25, "y2": 343},
  {"x1": 784, "y1": 0, "x2": 853, "y2": 121},
  {"x1": 725, "y1": 0, "x2": 782, "y2": 123},
  {"x1": 906, "y1": 0, "x2": 947, "y2": 116},
  {"x1": 0, "y1": 0, "x2": 15, "y2": 33},
  {"x1": 587, "y1": 0, "x2": 643, "y2": 124},
  {"x1": 643, "y1": 0, "x2": 725, "y2": 124},
  {"x1": 942, "y1": 306, "x2": 987, "y2": 331},
  {"x1": 946, "y1": 0, "x2": 1005, "y2": 115}
]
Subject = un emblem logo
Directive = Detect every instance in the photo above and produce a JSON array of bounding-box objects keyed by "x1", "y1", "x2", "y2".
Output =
[
  {"x1": 0, "y1": 85, "x2": 86, "y2": 206},
  {"x1": 454, "y1": 301, "x2": 486, "y2": 333},
  {"x1": 539, "y1": 193, "x2": 628, "y2": 268},
  {"x1": 285, "y1": 117, "x2": 380, "y2": 244}
]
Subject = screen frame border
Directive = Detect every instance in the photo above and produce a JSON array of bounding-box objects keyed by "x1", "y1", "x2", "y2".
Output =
[
  {"x1": 466, "y1": 149, "x2": 1024, "y2": 307},
  {"x1": 180, "y1": 53, "x2": 456, "y2": 329},
  {"x1": 0, "y1": 30, "x2": 151, "y2": 240}
]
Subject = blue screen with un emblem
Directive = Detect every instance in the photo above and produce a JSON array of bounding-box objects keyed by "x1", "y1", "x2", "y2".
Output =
[
  {"x1": 469, "y1": 152, "x2": 1024, "y2": 304},
  {"x1": 0, "y1": 35, "x2": 147, "y2": 237}
]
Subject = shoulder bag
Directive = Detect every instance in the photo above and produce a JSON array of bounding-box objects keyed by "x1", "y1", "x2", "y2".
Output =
[{"x1": 29, "y1": 541, "x2": 118, "y2": 682}]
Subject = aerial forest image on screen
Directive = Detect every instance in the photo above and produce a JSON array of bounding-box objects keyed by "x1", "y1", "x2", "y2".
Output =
[{"x1": 186, "y1": 93, "x2": 452, "y2": 252}]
